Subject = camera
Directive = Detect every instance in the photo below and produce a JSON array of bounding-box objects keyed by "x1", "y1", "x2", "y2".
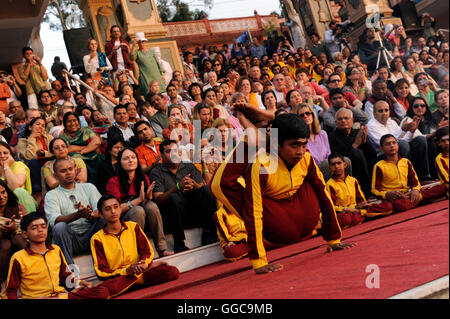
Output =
[{"x1": 97, "y1": 68, "x2": 102, "y2": 72}]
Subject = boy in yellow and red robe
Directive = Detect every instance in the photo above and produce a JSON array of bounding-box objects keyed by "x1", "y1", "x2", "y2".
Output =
[
  {"x1": 90, "y1": 195, "x2": 179, "y2": 298},
  {"x1": 212, "y1": 114, "x2": 353, "y2": 274},
  {"x1": 435, "y1": 127, "x2": 449, "y2": 186},
  {"x1": 2, "y1": 212, "x2": 109, "y2": 299},
  {"x1": 371, "y1": 134, "x2": 447, "y2": 212},
  {"x1": 326, "y1": 153, "x2": 393, "y2": 229}
]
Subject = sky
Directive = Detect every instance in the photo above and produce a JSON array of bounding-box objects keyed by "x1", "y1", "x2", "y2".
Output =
[{"x1": 40, "y1": 0, "x2": 281, "y2": 76}]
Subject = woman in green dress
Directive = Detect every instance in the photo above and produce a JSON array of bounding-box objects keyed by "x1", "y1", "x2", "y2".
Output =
[
  {"x1": 130, "y1": 32, "x2": 166, "y2": 97},
  {"x1": 59, "y1": 112, "x2": 103, "y2": 185}
]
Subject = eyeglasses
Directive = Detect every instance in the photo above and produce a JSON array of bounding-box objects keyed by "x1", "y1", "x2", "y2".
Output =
[
  {"x1": 299, "y1": 111, "x2": 313, "y2": 118},
  {"x1": 214, "y1": 64, "x2": 221, "y2": 66},
  {"x1": 413, "y1": 103, "x2": 426, "y2": 108},
  {"x1": 329, "y1": 79, "x2": 341, "y2": 83}
]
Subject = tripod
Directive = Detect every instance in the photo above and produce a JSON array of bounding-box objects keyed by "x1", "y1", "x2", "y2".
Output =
[{"x1": 375, "y1": 31, "x2": 393, "y2": 69}]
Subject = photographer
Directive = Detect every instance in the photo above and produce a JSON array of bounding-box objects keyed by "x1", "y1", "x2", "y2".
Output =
[
  {"x1": 17, "y1": 47, "x2": 49, "y2": 109},
  {"x1": 358, "y1": 27, "x2": 388, "y2": 73},
  {"x1": 277, "y1": 38, "x2": 295, "y2": 55}
]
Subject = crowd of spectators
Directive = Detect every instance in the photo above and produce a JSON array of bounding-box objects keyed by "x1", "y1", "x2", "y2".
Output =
[{"x1": 0, "y1": 19, "x2": 449, "y2": 297}]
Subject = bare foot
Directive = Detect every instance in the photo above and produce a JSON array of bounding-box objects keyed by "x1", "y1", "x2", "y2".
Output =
[{"x1": 254, "y1": 263, "x2": 283, "y2": 274}]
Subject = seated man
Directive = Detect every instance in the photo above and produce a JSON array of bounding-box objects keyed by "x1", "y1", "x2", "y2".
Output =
[
  {"x1": 214, "y1": 205, "x2": 248, "y2": 262},
  {"x1": 326, "y1": 153, "x2": 393, "y2": 229},
  {"x1": 367, "y1": 100, "x2": 431, "y2": 180},
  {"x1": 150, "y1": 140, "x2": 218, "y2": 252},
  {"x1": 364, "y1": 79, "x2": 406, "y2": 123},
  {"x1": 107, "y1": 104, "x2": 139, "y2": 147},
  {"x1": 328, "y1": 108, "x2": 378, "y2": 195},
  {"x1": 134, "y1": 120, "x2": 162, "y2": 175},
  {"x1": 322, "y1": 88, "x2": 369, "y2": 133},
  {"x1": 148, "y1": 93, "x2": 169, "y2": 139},
  {"x1": 44, "y1": 158, "x2": 105, "y2": 265},
  {"x1": 435, "y1": 126, "x2": 449, "y2": 186},
  {"x1": 323, "y1": 73, "x2": 363, "y2": 109},
  {"x1": 371, "y1": 134, "x2": 447, "y2": 212},
  {"x1": 240, "y1": 114, "x2": 353, "y2": 274},
  {"x1": 2, "y1": 212, "x2": 108, "y2": 299},
  {"x1": 90, "y1": 195, "x2": 179, "y2": 298}
]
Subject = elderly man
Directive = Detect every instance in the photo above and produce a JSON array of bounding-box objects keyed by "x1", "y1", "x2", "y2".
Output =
[
  {"x1": 367, "y1": 100, "x2": 431, "y2": 181},
  {"x1": 328, "y1": 108, "x2": 378, "y2": 195},
  {"x1": 203, "y1": 71, "x2": 219, "y2": 91},
  {"x1": 272, "y1": 73, "x2": 288, "y2": 102},
  {"x1": 298, "y1": 85, "x2": 329, "y2": 117},
  {"x1": 322, "y1": 88, "x2": 369, "y2": 133},
  {"x1": 364, "y1": 79, "x2": 406, "y2": 122}
]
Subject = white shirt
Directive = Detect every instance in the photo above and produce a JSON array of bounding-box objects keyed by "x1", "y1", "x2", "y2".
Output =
[
  {"x1": 115, "y1": 40, "x2": 125, "y2": 70},
  {"x1": 274, "y1": 89, "x2": 285, "y2": 103},
  {"x1": 83, "y1": 54, "x2": 113, "y2": 76},
  {"x1": 367, "y1": 118, "x2": 412, "y2": 155},
  {"x1": 364, "y1": 98, "x2": 406, "y2": 121}
]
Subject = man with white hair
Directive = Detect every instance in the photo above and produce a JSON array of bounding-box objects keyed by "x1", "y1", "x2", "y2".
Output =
[
  {"x1": 203, "y1": 71, "x2": 219, "y2": 91},
  {"x1": 272, "y1": 73, "x2": 287, "y2": 102},
  {"x1": 328, "y1": 107, "x2": 378, "y2": 194}
]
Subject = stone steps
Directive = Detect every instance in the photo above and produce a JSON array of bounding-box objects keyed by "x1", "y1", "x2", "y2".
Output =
[{"x1": 74, "y1": 228, "x2": 224, "y2": 282}]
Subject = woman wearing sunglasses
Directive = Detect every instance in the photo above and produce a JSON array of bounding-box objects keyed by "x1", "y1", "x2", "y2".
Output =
[{"x1": 401, "y1": 97, "x2": 439, "y2": 179}]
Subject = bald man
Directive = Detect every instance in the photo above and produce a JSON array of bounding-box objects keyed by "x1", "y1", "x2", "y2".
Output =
[{"x1": 367, "y1": 100, "x2": 431, "y2": 181}]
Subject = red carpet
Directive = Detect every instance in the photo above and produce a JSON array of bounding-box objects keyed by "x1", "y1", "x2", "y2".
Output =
[{"x1": 118, "y1": 200, "x2": 449, "y2": 299}]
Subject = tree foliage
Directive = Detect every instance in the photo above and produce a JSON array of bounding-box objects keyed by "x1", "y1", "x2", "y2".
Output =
[
  {"x1": 156, "y1": 0, "x2": 213, "y2": 22},
  {"x1": 43, "y1": 0, "x2": 86, "y2": 31}
]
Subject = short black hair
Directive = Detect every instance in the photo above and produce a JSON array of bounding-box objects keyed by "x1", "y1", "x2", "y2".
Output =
[
  {"x1": 435, "y1": 126, "x2": 449, "y2": 142},
  {"x1": 133, "y1": 120, "x2": 152, "y2": 136},
  {"x1": 113, "y1": 104, "x2": 127, "y2": 115},
  {"x1": 380, "y1": 134, "x2": 397, "y2": 146},
  {"x1": 271, "y1": 113, "x2": 309, "y2": 146},
  {"x1": 97, "y1": 194, "x2": 120, "y2": 214},
  {"x1": 328, "y1": 152, "x2": 345, "y2": 163},
  {"x1": 22, "y1": 46, "x2": 33, "y2": 55},
  {"x1": 329, "y1": 88, "x2": 344, "y2": 99},
  {"x1": 159, "y1": 139, "x2": 177, "y2": 154},
  {"x1": 20, "y1": 212, "x2": 47, "y2": 232}
]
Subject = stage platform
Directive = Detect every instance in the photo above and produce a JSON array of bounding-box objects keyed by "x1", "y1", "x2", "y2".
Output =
[{"x1": 117, "y1": 200, "x2": 449, "y2": 299}]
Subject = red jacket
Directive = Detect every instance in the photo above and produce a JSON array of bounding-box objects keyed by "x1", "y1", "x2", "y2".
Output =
[{"x1": 105, "y1": 38, "x2": 134, "y2": 71}]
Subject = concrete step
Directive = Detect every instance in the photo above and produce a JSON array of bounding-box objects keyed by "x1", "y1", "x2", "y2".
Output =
[{"x1": 74, "y1": 227, "x2": 224, "y2": 282}]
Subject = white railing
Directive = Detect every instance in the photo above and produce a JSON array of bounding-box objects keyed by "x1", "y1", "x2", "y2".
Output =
[{"x1": 62, "y1": 70, "x2": 116, "y2": 108}]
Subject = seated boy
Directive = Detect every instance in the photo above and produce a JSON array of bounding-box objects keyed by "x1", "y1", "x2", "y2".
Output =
[
  {"x1": 214, "y1": 205, "x2": 249, "y2": 262},
  {"x1": 325, "y1": 152, "x2": 393, "y2": 229},
  {"x1": 435, "y1": 127, "x2": 449, "y2": 186},
  {"x1": 90, "y1": 195, "x2": 179, "y2": 298},
  {"x1": 2, "y1": 212, "x2": 109, "y2": 299},
  {"x1": 371, "y1": 134, "x2": 447, "y2": 212}
]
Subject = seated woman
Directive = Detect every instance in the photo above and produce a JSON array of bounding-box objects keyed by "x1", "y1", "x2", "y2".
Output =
[
  {"x1": 106, "y1": 148, "x2": 173, "y2": 257},
  {"x1": 0, "y1": 142, "x2": 37, "y2": 213},
  {"x1": 163, "y1": 105, "x2": 194, "y2": 145},
  {"x1": 126, "y1": 101, "x2": 140, "y2": 125},
  {"x1": 193, "y1": 103, "x2": 213, "y2": 138},
  {"x1": 393, "y1": 79, "x2": 415, "y2": 112},
  {"x1": 188, "y1": 82, "x2": 203, "y2": 107},
  {"x1": 400, "y1": 97, "x2": 439, "y2": 180},
  {"x1": 59, "y1": 112, "x2": 102, "y2": 185},
  {"x1": 203, "y1": 88, "x2": 229, "y2": 120},
  {"x1": 15, "y1": 117, "x2": 54, "y2": 204},
  {"x1": 0, "y1": 179, "x2": 27, "y2": 286},
  {"x1": 41, "y1": 138, "x2": 87, "y2": 193},
  {"x1": 97, "y1": 138, "x2": 124, "y2": 195},
  {"x1": 235, "y1": 76, "x2": 264, "y2": 109}
]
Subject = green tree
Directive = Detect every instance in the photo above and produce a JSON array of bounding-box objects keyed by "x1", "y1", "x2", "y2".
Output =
[
  {"x1": 43, "y1": 0, "x2": 86, "y2": 31},
  {"x1": 156, "y1": 0, "x2": 213, "y2": 22}
]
